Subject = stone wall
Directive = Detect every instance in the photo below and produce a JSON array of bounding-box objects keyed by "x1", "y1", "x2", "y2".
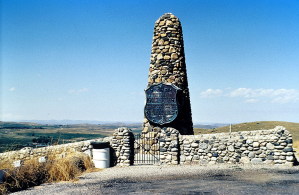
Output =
[
  {"x1": 179, "y1": 126, "x2": 295, "y2": 166},
  {"x1": 0, "y1": 137, "x2": 112, "y2": 165},
  {"x1": 1, "y1": 126, "x2": 296, "y2": 167}
]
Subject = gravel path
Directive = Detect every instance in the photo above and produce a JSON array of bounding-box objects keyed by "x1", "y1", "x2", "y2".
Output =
[{"x1": 12, "y1": 164, "x2": 299, "y2": 195}]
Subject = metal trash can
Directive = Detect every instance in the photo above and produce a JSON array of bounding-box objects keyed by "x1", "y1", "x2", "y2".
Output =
[{"x1": 91, "y1": 142, "x2": 110, "y2": 169}]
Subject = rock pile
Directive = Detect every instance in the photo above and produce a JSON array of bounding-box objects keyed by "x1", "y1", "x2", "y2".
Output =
[
  {"x1": 180, "y1": 126, "x2": 296, "y2": 166},
  {"x1": 143, "y1": 13, "x2": 193, "y2": 135}
]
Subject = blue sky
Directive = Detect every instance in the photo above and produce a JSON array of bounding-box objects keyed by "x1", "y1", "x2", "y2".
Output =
[{"x1": 1, "y1": 0, "x2": 299, "y2": 124}]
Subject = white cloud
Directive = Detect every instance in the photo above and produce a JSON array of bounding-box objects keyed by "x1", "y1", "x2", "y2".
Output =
[
  {"x1": 69, "y1": 88, "x2": 89, "y2": 94},
  {"x1": 78, "y1": 88, "x2": 89, "y2": 93},
  {"x1": 245, "y1": 99, "x2": 259, "y2": 103},
  {"x1": 200, "y1": 87, "x2": 299, "y2": 103},
  {"x1": 200, "y1": 89, "x2": 223, "y2": 98},
  {"x1": 230, "y1": 88, "x2": 252, "y2": 97},
  {"x1": 9, "y1": 87, "x2": 15, "y2": 91}
]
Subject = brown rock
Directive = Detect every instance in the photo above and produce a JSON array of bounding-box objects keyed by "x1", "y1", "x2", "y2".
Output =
[
  {"x1": 157, "y1": 53, "x2": 163, "y2": 60},
  {"x1": 167, "y1": 78, "x2": 173, "y2": 82},
  {"x1": 171, "y1": 53, "x2": 178, "y2": 60},
  {"x1": 175, "y1": 78, "x2": 181, "y2": 83},
  {"x1": 166, "y1": 20, "x2": 173, "y2": 26},
  {"x1": 161, "y1": 70, "x2": 167, "y2": 75},
  {"x1": 162, "y1": 48, "x2": 168, "y2": 52},
  {"x1": 161, "y1": 33, "x2": 167, "y2": 37},
  {"x1": 164, "y1": 41, "x2": 169, "y2": 45},
  {"x1": 164, "y1": 55, "x2": 170, "y2": 60},
  {"x1": 169, "y1": 47, "x2": 176, "y2": 53},
  {"x1": 159, "y1": 21, "x2": 165, "y2": 26},
  {"x1": 156, "y1": 49, "x2": 161, "y2": 53},
  {"x1": 169, "y1": 75, "x2": 175, "y2": 80},
  {"x1": 158, "y1": 39, "x2": 164, "y2": 45},
  {"x1": 155, "y1": 78, "x2": 161, "y2": 82}
]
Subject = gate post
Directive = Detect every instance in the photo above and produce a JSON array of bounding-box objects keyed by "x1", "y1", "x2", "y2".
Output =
[
  {"x1": 111, "y1": 127, "x2": 134, "y2": 166},
  {"x1": 159, "y1": 127, "x2": 180, "y2": 165}
]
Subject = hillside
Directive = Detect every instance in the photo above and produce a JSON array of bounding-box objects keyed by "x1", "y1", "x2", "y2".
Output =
[
  {"x1": 194, "y1": 121, "x2": 299, "y2": 142},
  {"x1": 0, "y1": 122, "x2": 142, "y2": 153}
]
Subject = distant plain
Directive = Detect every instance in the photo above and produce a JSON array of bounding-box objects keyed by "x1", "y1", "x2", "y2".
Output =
[{"x1": 1, "y1": 121, "x2": 299, "y2": 153}]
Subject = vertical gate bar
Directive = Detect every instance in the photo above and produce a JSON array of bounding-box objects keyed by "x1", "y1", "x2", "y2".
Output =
[{"x1": 142, "y1": 133, "x2": 144, "y2": 164}]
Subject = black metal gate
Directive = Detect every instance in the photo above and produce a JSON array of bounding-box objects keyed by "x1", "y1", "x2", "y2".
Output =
[{"x1": 134, "y1": 133, "x2": 160, "y2": 165}]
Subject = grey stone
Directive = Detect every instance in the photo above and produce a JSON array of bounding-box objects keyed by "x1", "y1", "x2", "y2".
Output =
[
  {"x1": 264, "y1": 160, "x2": 274, "y2": 165},
  {"x1": 193, "y1": 155, "x2": 200, "y2": 160},
  {"x1": 286, "y1": 156, "x2": 294, "y2": 161},
  {"x1": 251, "y1": 158, "x2": 262, "y2": 164},
  {"x1": 186, "y1": 156, "x2": 193, "y2": 161},
  {"x1": 247, "y1": 139, "x2": 253, "y2": 144},
  {"x1": 248, "y1": 152, "x2": 255, "y2": 158},
  {"x1": 253, "y1": 142, "x2": 260, "y2": 147},
  {"x1": 228, "y1": 145, "x2": 234, "y2": 152},
  {"x1": 212, "y1": 153, "x2": 219, "y2": 157},
  {"x1": 240, "y1": 156, "x2": 250, "y2": 164},
  {"x1": 283, "y1": 147, "x2": 293, "y2": 152},
  {"x1": 191, "y1": 143, "x2": 199, "y2": 148},
  {"x1": 218, "y1": 145, "x2": 226, "y2": 150},
  {"x1": 200, "y1": 159, "x2": 208, "y2": 164},
  {"x1": 267, "y1": 155, "x2": 274, "y2": 160},
  {"x1": 180, "y1": 155, "x2": 186, "y2": 162},
  {"x1": 216, "y1": 158, "x2": 224, "y2": 163},
  {"x1": 199, "y1": 143, "x2": 208, "y2": 149}
]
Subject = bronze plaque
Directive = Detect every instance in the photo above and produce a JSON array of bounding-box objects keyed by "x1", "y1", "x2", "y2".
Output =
[{"x1": 144, "y1": 83, "x2": 181, "y2": 125}]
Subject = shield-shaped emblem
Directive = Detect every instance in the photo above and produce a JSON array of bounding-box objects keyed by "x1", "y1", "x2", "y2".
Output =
[{"x1": 144, "y1": 82, "x2": 181, "y2": 125}]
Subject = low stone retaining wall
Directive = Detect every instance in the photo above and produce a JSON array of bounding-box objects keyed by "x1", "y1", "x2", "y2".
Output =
[
  {"x1": 0, "y1": 137, "x2": 112, "y2": 164},
  {"x1": 0, "y1": 126, "x2": 296, "y2": 167},
  {"x1": 179, "y1": 126, "x2": 295, "y2": 166}
]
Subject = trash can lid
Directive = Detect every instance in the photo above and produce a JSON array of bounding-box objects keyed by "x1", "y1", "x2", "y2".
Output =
[{"x1": 90, "y1": 141, "x2": 110, "y2": 149}]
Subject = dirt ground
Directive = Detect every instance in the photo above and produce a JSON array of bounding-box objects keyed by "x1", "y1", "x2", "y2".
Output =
[{"x1": 12, "y1": 165, "x2": 299, "y2": 195}]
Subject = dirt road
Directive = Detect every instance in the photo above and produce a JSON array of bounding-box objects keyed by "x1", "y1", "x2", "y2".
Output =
[{"x1": 12, "y1": 164, "x2": 299, "y2": 195}]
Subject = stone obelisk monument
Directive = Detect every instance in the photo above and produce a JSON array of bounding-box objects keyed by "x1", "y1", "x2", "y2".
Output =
[{"x1": 143, "y1": 13, "x2": 193, "y2": 135}]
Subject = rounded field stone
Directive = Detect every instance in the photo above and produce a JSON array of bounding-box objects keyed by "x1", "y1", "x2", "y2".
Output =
[
  {"x1": 248, "y1": 152, "x2": 255, "y2": 158},
  {"x1": 228, "y1": 145, "x2": 234, "y2": 152},
  {"x1": 251, "y1": 158, "x2": 262, "y2": 164}
]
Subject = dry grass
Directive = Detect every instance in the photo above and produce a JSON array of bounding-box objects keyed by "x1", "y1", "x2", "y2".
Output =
[
  {"x1": 293, "y1": 140, "x2": 299, "y2": 159},
  {"x1": 0, "y1": 152, "x2": 97, "y2": 195}
]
